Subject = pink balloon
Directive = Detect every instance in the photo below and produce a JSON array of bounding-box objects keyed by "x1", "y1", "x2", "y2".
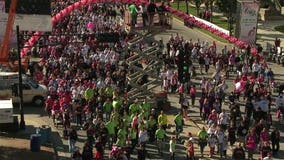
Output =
[
  {"x1": 81, "y1": 0, "x2": 88, "y2": 5},
  {"x1": 251, "y1": 48, "x2": 258, "y2": 55},
  {"x1": 56, "y1": 14, "x2": 62, "y2": 21},
  {"x1": 67, "y1": 4, "x2": 75, "y2": 11},
  {"x1": 74, "y1": 2, "x2": 81, "y2": 9},
  {"x1": 52, "y1": 17, "x2": 57, "y2": 24},
  {"x1": 87, "y1": 22, "x2": 95, "y2": 30}
]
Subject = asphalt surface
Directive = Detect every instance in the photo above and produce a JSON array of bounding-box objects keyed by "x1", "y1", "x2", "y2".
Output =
[{"x1": 4, "y1": 17, "x2": 284, "y2": 160}]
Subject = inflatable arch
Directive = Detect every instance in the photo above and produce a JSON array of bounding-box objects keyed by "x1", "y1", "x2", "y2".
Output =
[{"x1": 22, "y1": 0, "x2": 257, "y2": 57}]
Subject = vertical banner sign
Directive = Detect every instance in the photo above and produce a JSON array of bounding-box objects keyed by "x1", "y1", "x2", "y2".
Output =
[
  {"x1": 238, "y1": 1, "x2": 259, "y2": 46},
  {"x1": 0, "y1": 0, "x2": 9, "y2": 45}
]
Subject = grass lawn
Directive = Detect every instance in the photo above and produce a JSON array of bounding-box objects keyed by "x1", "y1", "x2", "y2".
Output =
[
  {"x1": 275, "y1": 25, "x2": 284, "y2": 33},
  {"x1": 170, "y1": 2, "x2": 230, "y2": 43}
]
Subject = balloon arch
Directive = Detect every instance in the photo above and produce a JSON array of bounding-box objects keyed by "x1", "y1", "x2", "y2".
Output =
[{"x1": 21, "y1": 0, "x2": 257, "y2": 57}]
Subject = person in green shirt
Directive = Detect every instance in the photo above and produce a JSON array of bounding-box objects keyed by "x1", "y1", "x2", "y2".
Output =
[
  {"x1": 129, "y1": 99, "x2": 142, "y2": 116},
  {"x1": 103, "y1": 98, "x2": 113, "y2": 121},
  {"x1": 122, "y1": 111, "x2": 131, "y2": 127},
  {"x1": 129, "y1": 127, "x2": 137, "y2": 150},
  {"x1": 197, "y1": 126, "x2": 208, "y2": 158},
  {"x1": 84, "y1": 87, "x2": 94, "y2": 100},
  {"x1": 155, "y1": 125, "x2": 166, "y2": 155},
  {"x1": 111, "y1": 111, "x2": 120, "y2": 127},
  {"x1": 142, "y1": 98, "x2": 151, "y2": 118},
  {"x1": 112, "y1": 96, "x2": 122, "y2": 113},
  {"x1": 174, "y1": 111, "x2": 184, "y2": 140},
  {"x1": 105, "y1": 118, "x2": 116, "y2": 149},
  {"x1": 147, "y1": 115, "x2": 157, "y2": 141},
  {"x1": 117, "y1": 126, "x2": 127, "y2": 142},
  {"x1": 128, "y1": 3, "x2": 138, "y2": 26},
  {"x1": 158, "y1": 110, "x2": 168, "y2": 130},
  {"x1": 115, "y1": 135, "x2": 125, "y2": 147},
  {"x1": 105, "y1": 85, "x2": 113, "y2": 98}
]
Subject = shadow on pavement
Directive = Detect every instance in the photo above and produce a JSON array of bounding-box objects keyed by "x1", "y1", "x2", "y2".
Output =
[{"x1": 0, "y1": 146, "x2": 55, "y2": 160}]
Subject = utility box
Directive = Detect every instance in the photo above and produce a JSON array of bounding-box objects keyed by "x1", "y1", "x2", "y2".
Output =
[{"x1": 0, "y1": 99, "x2": 13, "y2": 124}]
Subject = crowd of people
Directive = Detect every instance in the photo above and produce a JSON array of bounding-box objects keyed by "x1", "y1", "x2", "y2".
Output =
[
  {"x1": 128, "y1": 1, "x2": 170, "y2": 28},
  {"x1": 12, "y1": 1, "x2": 282, "y2": 160},
  {"x1": 159, "y1": 32, "x2": 281, "y2": 160}
]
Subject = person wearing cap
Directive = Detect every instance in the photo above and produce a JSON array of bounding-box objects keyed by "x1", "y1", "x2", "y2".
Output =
[{"x1": 169, "y1": 136, "x2": 176, "y2": 160}]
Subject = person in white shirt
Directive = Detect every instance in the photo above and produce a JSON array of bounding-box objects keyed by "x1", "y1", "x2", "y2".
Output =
[
  {"x1": 207, "y1": 123, "x2": 217, "y2": 135},
  {"x1": 218, "y1": 109, "x2": 229, "y2": 130},
  {"x1": 138, "y1": 127, "x2": 148, "y2": 148},
  {"x1": 252, "y1": 61, "x2": 261, "y2": 78},
  {"x1": 215, "y1": 127, "x2": 225, "y2": 158},
  {"x1": 169, "y1": 136, "x2": 176, "y2": 160},
  {"x1": 207, "y1": 133, "x2": 217, "y2": 158}
]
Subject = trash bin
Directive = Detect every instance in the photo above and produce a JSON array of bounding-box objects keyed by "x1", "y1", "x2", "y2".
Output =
[
  {"x1": 39, "y1": 128, "x2": 47, "y2": 145},
  {"x1": 40, "y1": 125, "x2": 51, "y2": 144},
  {"x1": 30, "y1": 134, "x2": 41, "y2": 152},
  {"x1": 45, "y1": 125, "x2": 51, "y2": 142}
]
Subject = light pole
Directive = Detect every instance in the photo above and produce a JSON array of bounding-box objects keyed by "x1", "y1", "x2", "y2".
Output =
[{"x1": 16, "y1": 25, "x2": 25, "y2": 130}]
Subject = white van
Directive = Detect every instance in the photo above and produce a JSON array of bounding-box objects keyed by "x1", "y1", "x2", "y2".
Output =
[{"x1": 0, "y1": 72, "x2": 48, "y2": 106}]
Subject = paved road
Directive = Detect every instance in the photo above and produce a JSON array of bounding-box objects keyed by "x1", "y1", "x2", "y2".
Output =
[{"x1": 13, "y1": 17, "x2": 284, "y2": 160}]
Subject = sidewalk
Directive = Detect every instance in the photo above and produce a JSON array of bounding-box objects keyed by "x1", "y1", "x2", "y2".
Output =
[
  {"x1": 0, "y1": 117, "x2": 56, "y2": 160},
  {"x1": 257, "y1": 20, "x2": 284, "y2": 51},
  {"x1": 186, "y1": 2, "x2": 284, "y2": 51}
]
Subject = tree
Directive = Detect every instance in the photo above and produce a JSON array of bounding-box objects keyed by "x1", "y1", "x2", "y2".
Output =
[
  {"x1": 216, "y1": 0, "x2": 237, "y2": 35},
  {"x1": 192, "y1": 0, "x2": 204, "y2": 17},
  {"x1": 207, "y1": 0, "x2": 215, "y2": 22},
  {"x1": 216, "y1": 0, "x2": 237, "y2": 16},
  {"x1": 186, "y1": 0, "x2": 189, "y2": 14}
]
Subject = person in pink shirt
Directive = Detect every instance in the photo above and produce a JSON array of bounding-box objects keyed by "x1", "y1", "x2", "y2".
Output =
[
  {"x1": 189, "y1": 85, "x2": 196, "y2": 106},
  {"x1": 51, "y1": 100, "x2": 61, "y2": 123},
  {"x1": 260, "y1": 128, "x2": 270, "y2": 145},
  {"x1": 45, "y1": 96, "x2": 54, "y2": 118},
  {"x1": 207, "y1": 109, "x2": 218, "y2": 127}
]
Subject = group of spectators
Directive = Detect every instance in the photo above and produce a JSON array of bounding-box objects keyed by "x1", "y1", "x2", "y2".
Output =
[
  {"x1": 128, "y1": 1, "x2": 170, "y2": 28},
  {"x1": 13, "y1": 1, "x2": 282, "y2": 160}
]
